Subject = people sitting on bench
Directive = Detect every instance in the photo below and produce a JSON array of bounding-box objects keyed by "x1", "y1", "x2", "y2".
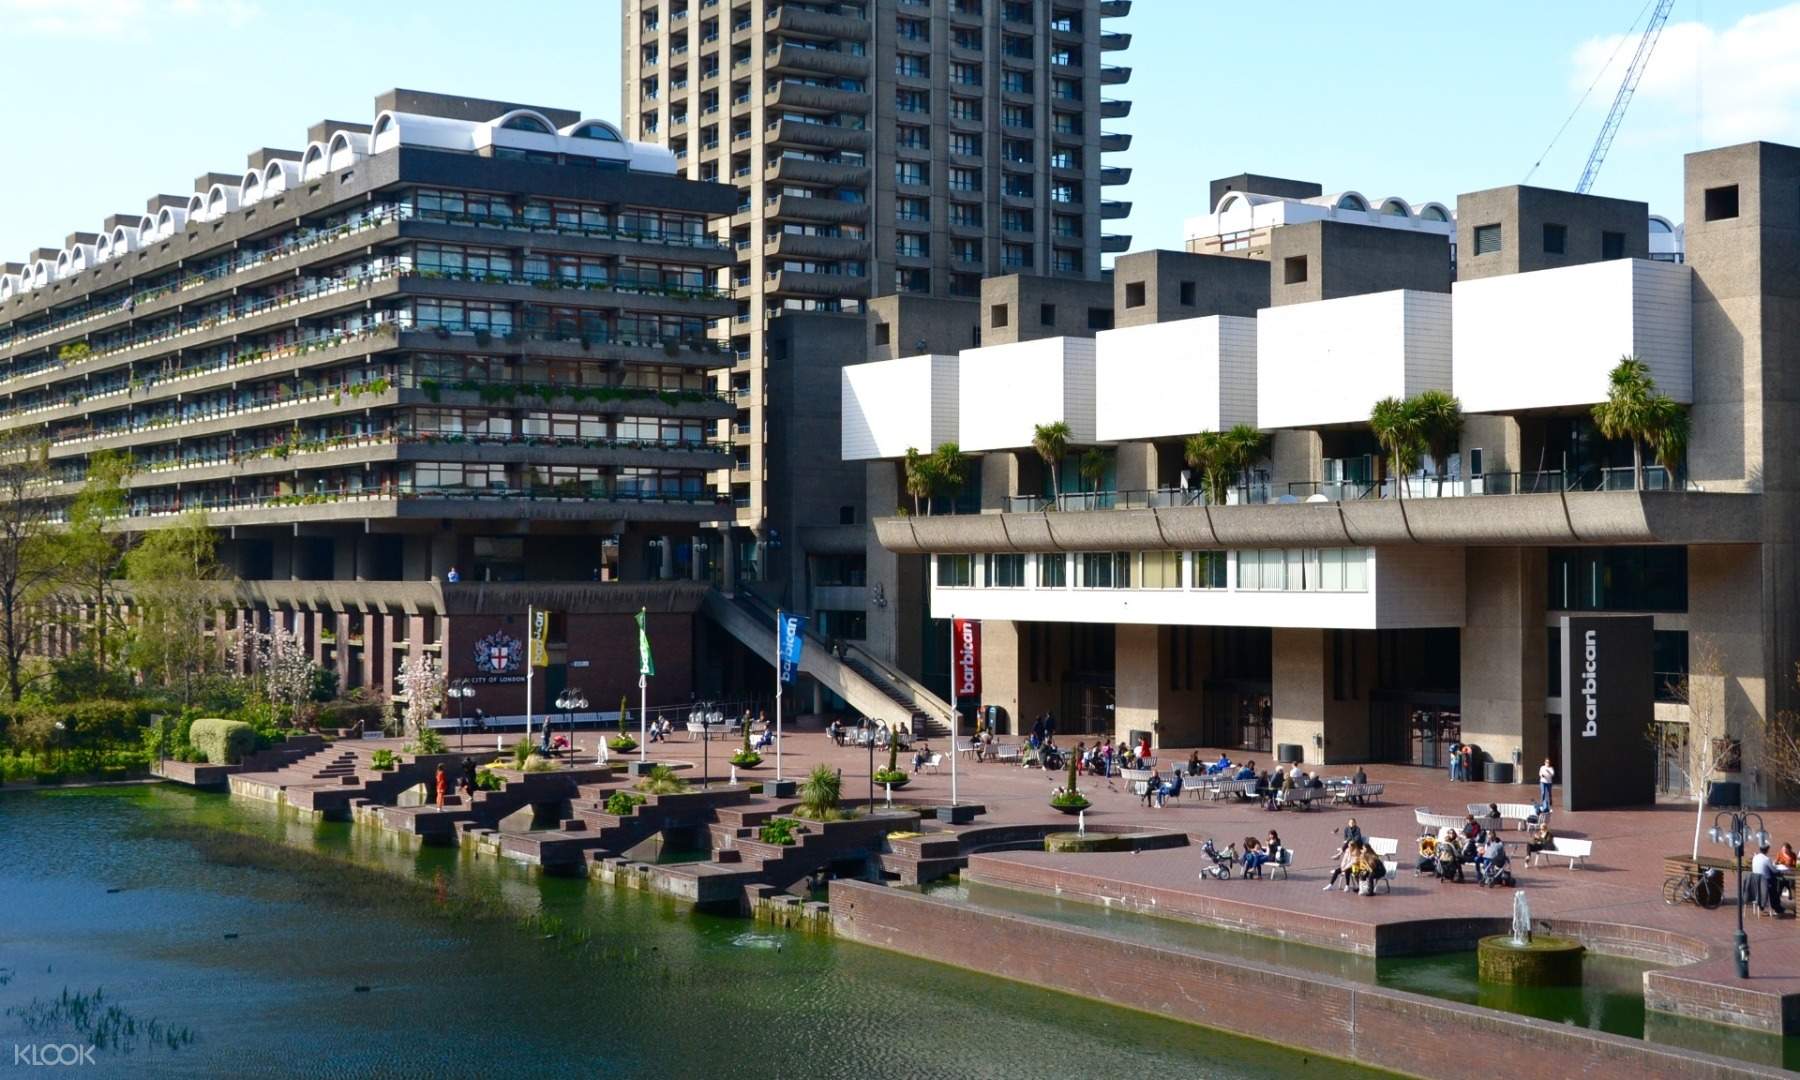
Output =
[
  {"x1": 1526, "y1": 820, "x2": 1554, "y2": 857},
  {"x1": 1351, "y1": 844, "x2": 1386, "y2": 894},
  {"x1": 1327, "y1": 839, "x2": 1364, "y2": 892},
  {"x1": 1241, "y1": 835, "x2": 1269, "y2": 877},
  {"x1": 1154, "y1": 769, "x2": 1183, "y2": 807},
  {"x1": 1235, "y1": 761, "x2": 1257, "y2": 782}
]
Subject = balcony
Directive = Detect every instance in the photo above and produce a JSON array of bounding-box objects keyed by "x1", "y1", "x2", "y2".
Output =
[
  {"x1": 766, "y1": 193, "x2": 870, "y2": 226},
  {"x1": 1453, "y1": 258, "x2": 1692, "y2": 414},
  {"x1": 841, "y1": 353, "x2": 959, "y2": 460},
  {"x1": 1100, "y1": 97, "x2": 1132, "y2": 119},
  {"x1": 766, "y1": 42, "x2": 870, "y2": 79},
  {"x1": 1095, "y1": 315, "x2": 1257, "y2": 442},
  {"x1": 1100, "y1": 233, "x2": 1131, "y2": 253},
  {"x1": 766, "y1": 268, "x2": 869, "y2": 300},
  {"x1": 1256, "y1": 289, "x2": 1452, "y2": 430},
  {"x1": 957, "y1": 337, "x2": 1097, "y2": 452},
  {"x1": 764, "y1": 80, "x2": 870, "y2": 116},
  {"x1": 1100, "y1": 165, "x2": 1132, "y2": 186},
  {"x1": 766, "y1": 4, "x2": 871, "y2": 41},
  {"x1": 1100, "y1": 31, "x2": 1131, "y2": 50},
  {"x1": 766, "y1": 118, "x2": 872, "y2": 152},
  {"x1": 1099, "y1": 131, "x2": 1132, "y2": 152},
  {"x1": 1100, "y1": 65, "x2": 1131, "y2": 85},
  {"x1": 764, "y1": 232, "x2": 868, "y2": 261},
  {"x1": 765, "y1": 156, "x2": 869, "y2": 188},
  {"x1": 1100, "y1": 199, "x2": 1131, "y2": 219},
  {"x1": 1100, "y1": 0, "x2": 1132, "y2": 15}
]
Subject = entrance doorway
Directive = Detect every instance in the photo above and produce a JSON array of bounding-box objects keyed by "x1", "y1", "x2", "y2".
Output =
[
  {"x1": 1203, "y1": 682, "x2": 1272, "y2": 753},
  {"x1": 1653, "y1": 720, "x2": 1690, "y2": 797},
  {"x1": 1410, "y1": 708, "x2": 1462, "y2": 769},
  {"x1": 1369, "y1": 691, "x2": 1461, "y2": 765},
  {"x1": 1059, "y1": 681, "x2": 1115, "y2": 736}
]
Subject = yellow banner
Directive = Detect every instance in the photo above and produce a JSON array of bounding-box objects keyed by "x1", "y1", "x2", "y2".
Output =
[{"x1": 530, "y1": 609, "x2": 552, "y2": 668}]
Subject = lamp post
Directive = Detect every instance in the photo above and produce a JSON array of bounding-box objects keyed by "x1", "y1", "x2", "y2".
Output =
[
  {"x1": 446, "y1": 680, "x2": 475, "y2": 752},
  {"x1": 555, "y1": 687, "x2": 587, "y2": 768},
  {"x1": 1709, "y1": 809, "x2": 1769, "y2": 979}
]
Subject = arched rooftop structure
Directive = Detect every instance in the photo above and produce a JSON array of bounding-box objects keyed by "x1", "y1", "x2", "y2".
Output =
[
  {"x1": 240, "y1": 169, "x2": 263, "y2": 205},
  {"x1": 108, "y1": 225, "x2": 140, "y2": 257},
  {"x1": 1379, "y1": 196, "x2": 1412, "y2": 217},
  {"x1": 205, "y1": 184, "x2": 240, "y2": 219},
  {"x1": 262, "y1": 157, "x2": 300, "y2": 195},
  {"x1": 299, "y1": 141, "x2": 329, "y2": 181},
  {"x1": 1417, "y1": 201, "x2": 1452, "y2": 223},
  {"x1": 369, "y1": 110, "x2": 476, "y2": 154},
  {"x1": 153, "y1": 206, "x2": 187, "y2": 240},
  {"x1": 564, "y1": 119, "x2": 624, "y2": 142},
  {"x1": 0, "y1": 274, "x2": 19, "y2": 300},
  {"x1": 1648, "y1": 214, "x2": 1676, "y2": 234},
  {"x1": 325, "y1": 130, "x2": 369, "y2": 172}
]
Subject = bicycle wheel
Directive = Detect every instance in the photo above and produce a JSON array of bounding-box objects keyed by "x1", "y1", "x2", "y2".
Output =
[
  {"x1": 1663, "y1": 875, "x2": 1684, "y2": 905},
  {"x1": 1696, "y1": 873, "x2": 1724, "y2": 910}
]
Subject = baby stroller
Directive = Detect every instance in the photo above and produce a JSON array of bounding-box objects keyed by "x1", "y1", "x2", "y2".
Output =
[
  {"x1": 1476, "y1": 855, "x2": 1514, "y2": 888},
  {"x1": 1040, "y1": 744, "x2": 1066, "y2": 771},
  {"x1": 1198, "y1": 838, "x2": 1237, "y2": 880}
]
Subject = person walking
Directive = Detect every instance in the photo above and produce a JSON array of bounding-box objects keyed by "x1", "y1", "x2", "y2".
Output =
[
  {"x1": 434, "y1": 763, "x2": 447, "y2": 808},
  {"x1": 1538, "y1": 758, "x2": 1556, "y2": 810},
  {"x1": 1447, "y1": 741, "x2": 1461, "y2": 782},
  {"x1": 461, "y1": 757, "x2": 477, "y2": 796}
]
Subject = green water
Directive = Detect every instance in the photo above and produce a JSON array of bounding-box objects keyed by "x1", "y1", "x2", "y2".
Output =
[
  {"x1": 0, "y1": 787, "x2": 1390, "y2": 1079},
  {"x1": 923, "y1": 877, "x2": 1800, "y2": 1072}
]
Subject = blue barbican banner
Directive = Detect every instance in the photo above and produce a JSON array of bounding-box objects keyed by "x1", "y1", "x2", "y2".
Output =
[{"x1": 777, "y1": 611, "x2": 807, "y2": 684}]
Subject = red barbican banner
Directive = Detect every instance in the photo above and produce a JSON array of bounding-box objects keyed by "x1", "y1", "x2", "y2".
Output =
[{"x1": 952, "y1": 618, "x2": 981, "y2": 699}]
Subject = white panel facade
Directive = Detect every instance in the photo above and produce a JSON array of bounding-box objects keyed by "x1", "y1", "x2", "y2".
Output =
[
  {"x1": 1256, "y1": 290, "x2": 1452, "y2": 430},
  {"x1": 840, "y1": 354, "x2": 958, "y2": 461},
  {"x1": 957, "y1": 337, "x2": 1097, "y2": 451},
  {"x1": 1095, "y1": 316, "x2": 1258, "y2": 442},
  {"x1": 928, "y1": 546, "x2": 1464, "y2": 630},
  {"x1": 1453, "y1": 258, "x2": 1693, "y2": 412}
]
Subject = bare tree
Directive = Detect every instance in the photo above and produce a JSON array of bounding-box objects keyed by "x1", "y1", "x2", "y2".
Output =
[
  {"x1": 0, "y1": 427, "x2": 57, "y2": 700},
  {"x1": 1657, "y1": 637, "x2": 1741, "y2": 858},
  {"x1": 1758, "y1": 661, "x2": 1800, "y2": 804}
]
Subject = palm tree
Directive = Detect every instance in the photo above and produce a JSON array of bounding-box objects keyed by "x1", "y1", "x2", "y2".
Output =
[
  {"x1": 1182, "y1": 431, "x2": 1229, "y2": 505},
  {"x1": 1369, "y1": 396, "x2": 1422, "y2": 498},
  {"x1": 901, "y1": 447, "x2": 939, "y2": 515},
  {"x1": 1410, "y1": 390, "x2": 1464, "y2": 495},
  {"x1": 929, "y1": 442, "x2": 968, "y2": 510},
  {"x1": 1031, "y1": 421, "x2": 1070, "y2": 508},
  {"x1": 1592, "y1": 356, "x2": 1686, "y2": 490},
  {"x1": 1077, "y1": 447, "x2": 1108, "y2": 496},
  {"x1": 1220, "y1": 423, "x2": 1269, "y2": 503}
]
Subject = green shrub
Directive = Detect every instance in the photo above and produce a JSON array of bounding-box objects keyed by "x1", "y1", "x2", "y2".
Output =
[
  {"x1": 759, "y1": 817, "x2": 800, "y2": 846},
  {"x1": 475, "y1": 769, "x2": 504, "y2": 791},
  {"x1": 408, "y1": 728, "x2": 446, "y2": 755},
  {"x1": 511, "y1": 740, "x2": 533, "y2": 770},
  {"x1": 521, "y1": 754, "x2": 555, "y2": 773},
  {"x1": 604, "y1": 791, "x2": 646, "y2": 817},
  {"x1": 370, "y1": 749, "x2": 397, "y2": 771},
  {"x1": 608, "y1": 735, "x2": 639, "y2": 754},
  {"x1": 1049, "y1": 788, "x2": 1090, "y2": 811},
  {"x1": 796, "y1": 764, "x2": 842, "y2": 820},
  {"x1": 873, "y1": 767, "x2": 908, "y2": 785},
  {"x1": 728, "y1": 748, "x2": 762, "y2": 767},
  {"x1": 189, "y1": 718, "x2": 255, "y2": 765},
  {"x1": 633, "y1": 763, "x2": 687, "y2": 795}
]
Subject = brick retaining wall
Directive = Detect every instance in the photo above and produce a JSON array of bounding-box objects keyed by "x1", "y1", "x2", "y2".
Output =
[{"x1": 830, "y1": 880, "x2": 1783, "y2": 1080}]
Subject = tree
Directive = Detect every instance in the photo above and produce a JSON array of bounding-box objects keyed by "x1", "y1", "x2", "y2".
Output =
[
  {"x1": 901, "y1": 447, "x2": 940, "y2": 515},
  {"x1": 1411, "y1": 390, "x2": 1465, "y2": 495},
  {"x1": 247, "y1": 624, "x2": 319, "y2": 721},
  {"x1": 1182, "y1": 431, "x2": 1230, "y2": 506},
  {"x1": 0, "y1": 427, "x2": 58, "y2": 701},
  {"x1": 1369, "y1": 396, "x2": 1423, "y2": 497},
  {"x1": 57, "y1": 450, "x2": 133, "y2": 672},
  {"x1": 929, "y1": 442, "x2": 968, "y2": 510},
  {"x1": 1220, "y1": 424, "x2": 1269, "y2": 502},
  {"x1": 124, "y1": 511, "x2": 233, "y2": 702},
  {"x1": 397, "y1": 653, "x2": 446, "y2": 743},
  {"x1": 1031, "y1": 421, "x2": 1070, "y2": 506},
  {"x1": 1757, "y1": 662, "x2": 1800, "y2": 804},
  {"x1": 1659, "y1": 637, "x2": 1741, "y2": 858},
  {"x1": 1592, "y1": 356, "x2": 1687, "y2": 491},
  {"x1": 1077, "y1": 447, "x2": 1108, "y2": 494}
]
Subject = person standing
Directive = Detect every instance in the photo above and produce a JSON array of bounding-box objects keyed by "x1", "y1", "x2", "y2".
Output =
[
  {"x1": 434, "y1": 763, "x2": 447, "y2": 808},
  {"x1": 1538, "y1": 758, "x2": 1556, "y2": 810},
  {"x1": 1447, "y1": 741, "x2": 1461, "y2": 782}
]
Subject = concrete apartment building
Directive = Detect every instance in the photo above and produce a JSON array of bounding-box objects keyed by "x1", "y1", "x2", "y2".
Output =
[
  {"x1": 621, "y1": 0, "x2": 1132, "y2": 623},
  {"x1": 843, "y1": 144, "x2": 1798, "y2": 804},
  {"x1": 0, "y1": 90, "x2": 745, "y2": 719}
]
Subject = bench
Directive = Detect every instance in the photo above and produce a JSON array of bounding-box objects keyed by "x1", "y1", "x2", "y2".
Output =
[
  {"x1": 1414, "y1": 808, "x2": 1466, "y2": 836},
  {"x1": 1333, "y1": 782, "x2": 1385, "y2": 806},
  {"x1": 919, "y1": 752, "x2": 943, "y2": 775},
  {"x1": 1120, "y1": 768, "x2": 1155, "y2": 798},
  {"x1": 1530, "y1": 836, "x2": 1592, "y2": 869},
  {"x1": 1367, "y1": 836, "x2": 1399, "y2": 859},
  {"x1": 1279, "y1": 786, "x2": 1325, "y2": 810},
  {"x1": 1466, "y1": 802, "x2": 1550, "y2": 830}
]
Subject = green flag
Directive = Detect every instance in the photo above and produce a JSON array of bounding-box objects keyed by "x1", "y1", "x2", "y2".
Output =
[{"x1": 635, "y1": 607, "x2": 655, "y2": 677}]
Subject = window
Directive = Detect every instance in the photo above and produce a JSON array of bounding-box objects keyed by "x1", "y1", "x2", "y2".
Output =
[
  {"x1": 895, "y1": 161, "x2": 927, "y2": 186},
  {"x1": 1080, "y1": 552, "x2": 1130, "y2": 589},
  {"x1": 1283, "y1": 255, "x2": 1308, "y2": 284},
  {"x1": 950, "y1": 203, "x2": 983, "y2": 228},
  {"x1": 1002, "y1": 208, "x2": 1032, "y2": 232},
  {"x1": 951, "y1": 98, "x2": 983, "y2": 121},
  {"x1": 951, "y1": 133, "x2": 983, "y2": 157},
  {"x1": 897, "y1": 125, "x2": 929, "y2": 150},
  {"x1": 1001, "y1": 243, "x2": 1031, "y2": 269},
  {"x1": 896, "y1": 233, "x2": 929, "y2": 258},
  {"x1": 1601, "y1": 230, "x2": 1625, "y2": 260},
  {"x1": 1653, "y1": 629, "x2": 1689, "y2": 703},
  {"x1": 1003, "y1": 174, "x2": 1035, "y2": 198},
  {"x1": 1086, "y1": 307, "x2": 1112, "y2": 330},
  {"x1": 986, "y1": 553, "x2": 1026, "y2": 587},
  {"x1": 1003, "y1": 71, "x2": 1031, "y2": 94},
  {"x1": 1547, "y1": 546, "x2": 1688, "y2": 612},
  {"x1": 1038, "y1": 553, "x2": 1067, "y2": 588},
  {"x1": 896, "y1": 89, "x2": 929, "y2": 113},
  {"x1": 898, "y1": 17, "x2": 929, "y2": 41},
  {"x1": 952, "y1": 238, "x2": 980, "y2": 263},
  {"x1": 874, "y1": 322, "x2": 890, "y2": 345},
  {"x1": 1179, "y1": 281, "x2": 1197, "y2": 306},
  {"x1": 1473, "y1": 223, "x2": 1502, "y2": 255},
  {"x1": 948, "y1": 166, "x2": 982, "y2": 193},
  {"x1": 1039, "y1": 303, "x2": 1056, "y2": 326},
  {"x1": 936, "y1": 554, "x2": 974, "y2": 587},
  {"x1": 895, "y1": 267, "x2": 930, "y2": 293},
  {"x1": 1053, "y1": 249, "x2": 1080, "y2": 274},
  {"x1": 1124, "y1": 281, "x2": 1146, "y2": 308},
  {"x1": 1139, "y1": 551, "x2": 1182, "y2": 589},
  {"x1": 950, "y1": 62, "x2": 983, "y2": 86},
  {"x1": 896, "y1": 54, "x2": 929, "y2": 78},
  {"x1": 1192, "y1": 551, "x2": 1227, "y2": 589},
  {"x1": 816, "y1": 610, "x2": 867, "y2": 641},
  {"x1": 1543, "y1": 223, "x2": 1566, "y2": 254},
  {"x1": 1704, "y1": 184, "x2": 1739, "y2": 221},
  {"x1": 990, "y1": 303, "x2": 1009, "y2": 328},
  {"x1": 1003, "y1": 104, "x2": 1031, "y2": 129}
]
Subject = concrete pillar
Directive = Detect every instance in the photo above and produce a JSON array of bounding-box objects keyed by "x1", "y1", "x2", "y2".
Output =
[
  {"x1": 356, "y1": 534, "x2": 380, "y2": 582},
  {"x1": 980, "y1": 451, "x2": 1019, "y2": 509},
  {"x1": 1114, "y1": 624, "x2": 1160, "y2": 747},
  {"x1": 1271, "y1": 628, "x2": 1326, "y2": 764},
  {"x1": 690, "y1": 534, "x2": 704, "y2": 581},
  {"x1": 332, "y1": 536, "x2": 356, "y2": 581},
  {"x1": 1270, "y1": 430, "x2": 1322, "y2": 495},
  {"x1": 1460, "y1": 547, "x2": 1548, "y2": 781},
  {"x1": 1688, "y1": 544, "x2": 1771, "y2": 800},
  {"x1": 659, "y1": 534, "x2": 676, "y2": 580},
  {"x1": 1461, "y1": 415, "x2": 1519, "y2": 477},
  {"x1": 1114, "y1": 441, "x2": 1156, "y2": 493},
  {"x1": 720, "y1": 526, "x2": 737, "y2": 597}
]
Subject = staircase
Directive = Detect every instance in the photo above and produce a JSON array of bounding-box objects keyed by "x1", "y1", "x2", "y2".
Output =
[{"x1": 701, "y1": 588, "x2": 953, "y2": 737}]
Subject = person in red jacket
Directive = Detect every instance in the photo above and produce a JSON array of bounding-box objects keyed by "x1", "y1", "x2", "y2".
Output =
[{"x1": 434, "y1": 763, "x2": 447, "y2": 808}]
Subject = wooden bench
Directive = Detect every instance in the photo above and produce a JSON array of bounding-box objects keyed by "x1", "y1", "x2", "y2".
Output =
[{"x1": 1530, "y1": 837, "x2": 1592, "y2": 869}]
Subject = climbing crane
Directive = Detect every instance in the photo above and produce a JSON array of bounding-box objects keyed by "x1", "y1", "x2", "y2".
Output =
[{"x1": 1575, "y1": 0, "x2": 1676, "y2": 193}]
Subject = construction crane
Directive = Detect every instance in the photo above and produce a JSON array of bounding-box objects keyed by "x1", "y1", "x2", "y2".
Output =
[{"x1": 1575, "y1": 0, "x2": 1676, "y2": 193}]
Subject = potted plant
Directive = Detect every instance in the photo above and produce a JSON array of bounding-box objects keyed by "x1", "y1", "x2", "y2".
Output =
[
  {"x1": 872, "y1": 724, "x2": 908, "y2": 790},
  {"x1": 729, "y1": 721, "x2": 762, "y2": 769},
  {"x1": 609, "y1": 694, "x2": 639, "y2": 753},
  {"x1": 1049, "y1": 753, "x2": 1089, "y2": 815}
]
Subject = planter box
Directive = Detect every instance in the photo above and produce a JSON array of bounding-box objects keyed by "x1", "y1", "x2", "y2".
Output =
[{"x1": 936, "y1": 804, "x2": 978, "y2": 825}]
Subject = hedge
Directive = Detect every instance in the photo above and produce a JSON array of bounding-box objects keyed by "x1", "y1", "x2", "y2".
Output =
[{"x1": 190, "y1": 718, "x2": 256, "y2": 765}]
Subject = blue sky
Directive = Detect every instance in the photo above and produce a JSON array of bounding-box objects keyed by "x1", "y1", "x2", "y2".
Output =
[{"x1": 3, "y1": 0, "x2": 1798, "y2": 260}]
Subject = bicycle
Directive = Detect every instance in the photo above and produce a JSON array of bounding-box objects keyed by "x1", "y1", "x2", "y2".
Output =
[{"x1": 1663, "y1": 866, "x2": 1724, "y2": 909}]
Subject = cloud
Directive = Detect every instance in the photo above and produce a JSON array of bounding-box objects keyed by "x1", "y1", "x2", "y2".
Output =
[
  {"x1": 1570, "y1": 3, "x2": 1800, "y2": 148},
  {"x1": 0, "y1": 0, "x2": 257, "y2": 36}
]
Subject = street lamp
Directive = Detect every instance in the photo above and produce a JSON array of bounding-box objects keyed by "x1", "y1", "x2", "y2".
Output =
[
  {"x1": 446, "y1": 680, "x2": 476, "y2": 752},
  {"x1": 555, "y1": 687, "x2": 587, "y2": 768},
  {"x1": 1709, "y1": 809, "x2": 1770, "y2": 979}
]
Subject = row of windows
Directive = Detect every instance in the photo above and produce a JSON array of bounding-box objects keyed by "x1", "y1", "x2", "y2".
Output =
[{"x1": 935, "y1": 549, "x2": 1370, "y2": 593}]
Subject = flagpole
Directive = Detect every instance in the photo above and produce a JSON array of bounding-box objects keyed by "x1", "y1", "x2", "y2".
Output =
[
  {"x1": 948, "y1": 614, "x2": 958, "y2": 808},
  {"x1": 524, "y1": 604, "x2": 534, "y2": 746},
  {"x1": 638, "y1": 608, "x2": 649, "y2": 763},
  {"x1": 774, "y1": 608, "x2": 784, "y2": 783}
]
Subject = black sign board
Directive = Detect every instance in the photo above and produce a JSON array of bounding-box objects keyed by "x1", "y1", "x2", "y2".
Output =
[{"x1": 1558, "y1": 614, "x2": 1656, "y2": 811}]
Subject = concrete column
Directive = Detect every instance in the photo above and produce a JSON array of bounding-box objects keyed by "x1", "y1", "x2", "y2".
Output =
[
  {"x1": 659, "y1": 535, "x2": 676, "y2": 580},
  {"x1": 356, "y1": 534, "x2": 380, "y2": 582},
  {"x1": 980, "y1": 451, "x2": 1019, "y2": 508},
  {"x1": 1460, "y1": 547, "x2": 1548, "y2": 781},
  {"x1": 1271, "y1": 628, "x2": 1326, "y2": 764},
  {"x1": 1461, "y1": 415, "x2": 1519, "y2": 477},
  {"x1": 1270, "y1": 430, "x2": 1322, "y2": 495},
  {"x1": 1114, "y1": 624, "x2": 1160, "y2": 747},
  {"x1": 332, "y1": 536, "x2": 356, "y2": 581},
  {"x1": 1114, "y1": 441, "x2": 1157, "y2": 493},
  {"x1": 720, "y1": 526, "x2": 737, "y2": 597},
  {"x1": 690, "y1": 534, "x2": 704, "y2": 581},
  {"x1": 1688, "y1": 544, "x2": 1771, "y2": 800}
]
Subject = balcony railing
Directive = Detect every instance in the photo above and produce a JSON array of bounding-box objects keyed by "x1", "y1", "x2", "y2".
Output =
[
  {"x1": 92, "y1": 483, "x2": 732, "y2": 522},
  {"x1": 1002, "y1": 484, "x2": 1269, "y2": 513},
  {"x1": 1285, "y1": 466, "x2": 1673, "y2": 501}
]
